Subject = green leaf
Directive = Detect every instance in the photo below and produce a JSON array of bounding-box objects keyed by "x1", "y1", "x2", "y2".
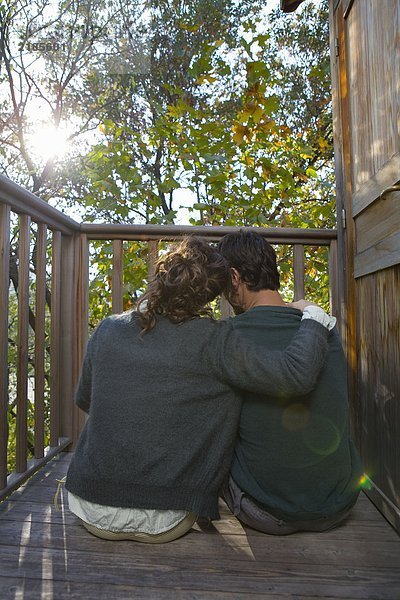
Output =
[
  {"x1": 306, "y1": 167, "x2": 318, "y2": 178},
  {"x1": 203, "y1": 154, "x2": 226, "y2": 163}
]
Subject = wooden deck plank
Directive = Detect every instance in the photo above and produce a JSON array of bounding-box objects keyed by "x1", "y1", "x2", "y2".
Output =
[
  {"x1": 0, "y1": 579, "x2": 364, "y2": 600},
  {"x1": 0, "y1": 518, "x2": 399, "y2": 569},
  {"x1": 0, "y1": 454, "x2": 399, "y2": 600},
  {"x1": 0, "y1": 577, "x2": 304, "y2": 600},
  {"x1": 0, "y1": 544, "x2": 399, "y2": 599}
]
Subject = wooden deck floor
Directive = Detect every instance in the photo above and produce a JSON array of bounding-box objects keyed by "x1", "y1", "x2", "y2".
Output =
[{"x1": 0, "y1": 453, "x2": 399, "y2": 600}]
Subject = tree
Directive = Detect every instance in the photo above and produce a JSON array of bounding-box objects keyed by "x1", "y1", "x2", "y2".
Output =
[
  {"x1": 0, "y1": 0, "x2": 144, "y2": 470},
  {"x1": 83, "y1": 0, "x2": 333, "y2": 304},
  {"x1": 2, "y1": 0, "x2": 335, "y2": 473},
  {"x1": 82, "y1": 1, "x2": 333, "y2": 225}
]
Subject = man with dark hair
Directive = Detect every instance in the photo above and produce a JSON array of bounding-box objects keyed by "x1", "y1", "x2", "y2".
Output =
[{"x1": 218, "y1": 230, "x2": 363, "y2": 534}]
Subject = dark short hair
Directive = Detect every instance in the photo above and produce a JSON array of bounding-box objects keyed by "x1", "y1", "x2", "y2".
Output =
[
  {"x1": 217, "y1": 230, "x2": 280, "y2": 291},
  {"x1": 137, "y1": 236, "x2": 229, "y2": 332}
]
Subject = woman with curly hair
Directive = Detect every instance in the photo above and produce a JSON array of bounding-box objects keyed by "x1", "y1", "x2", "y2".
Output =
[{"x1": 66, "y1": 236, "x2": 331, "y2": 543}]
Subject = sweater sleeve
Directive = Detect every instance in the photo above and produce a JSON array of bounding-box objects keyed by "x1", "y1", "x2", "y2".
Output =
[
  {"x1": 74, "y1": 320, "x2": 105, "y2": 413},
  {"x1": 211, "y1": 318, "x2": 329, "y2": 397},
  {"x1": 75, "y1": 350, "x2": 92, "y2": 414}
]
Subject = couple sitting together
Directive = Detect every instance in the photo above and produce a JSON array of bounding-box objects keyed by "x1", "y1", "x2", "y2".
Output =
[{"x1": 65, "y1": 230, "x2": 362, "y2": 543}]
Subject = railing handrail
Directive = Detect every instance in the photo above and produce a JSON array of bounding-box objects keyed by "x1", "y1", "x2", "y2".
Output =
[
  {"x1": 82, "y1": 224, "x2": 337, "y2": 243},
  {"x1": 0, "y1": 174, "x2": 337, "y2": 243},
  {"x1": 0, "y1": 174, "x2": 80, "y2": 235}
]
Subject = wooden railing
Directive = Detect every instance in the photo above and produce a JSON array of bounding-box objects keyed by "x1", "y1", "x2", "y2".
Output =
[
  {"x1": 0, "y1": 174, "x2": 338, "y2": 501},
  {"x1": 0, "y1": 176, "x2": 79, "y2": 500}
]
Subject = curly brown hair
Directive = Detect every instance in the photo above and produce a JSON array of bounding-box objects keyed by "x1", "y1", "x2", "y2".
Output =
[{"x1": 137, "y1": 236, "x2": 229, "y2": 332}]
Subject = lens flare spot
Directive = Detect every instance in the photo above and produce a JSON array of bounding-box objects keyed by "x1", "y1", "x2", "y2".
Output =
[
  {"x1": 302, "y1": 415, "x2": 341, "y2": 456},
  {"x1": 282, "y1": 403, "x2": 310, "y2": 432},
  {"x1": 357, "y1": 474, "x2": 373, "y2": 490}
]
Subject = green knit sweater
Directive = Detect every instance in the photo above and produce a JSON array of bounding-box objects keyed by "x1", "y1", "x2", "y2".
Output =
[
  {"x1": 230, "y1": 306, "x2": 363, "y2": 521},
  {"x1": 66, "y1": 311, "x2": 328, "y2": 519}
]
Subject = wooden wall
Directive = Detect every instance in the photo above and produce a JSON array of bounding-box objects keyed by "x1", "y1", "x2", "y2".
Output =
[
  {"x1": 346, "y1": 0, "x2": 400, "y2": 277},
  {"x1": 346, "y1": 0, "x2": 399, "y2": 196},
  {"x1": 357, "y1": 265, "x2": 400, "y2": 531},
  {"x1": 330, "y1": 0, "x2": 400, "y2": 532}
]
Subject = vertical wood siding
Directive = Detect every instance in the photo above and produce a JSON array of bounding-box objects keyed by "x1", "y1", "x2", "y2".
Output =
[
  {"x1": 331, "y1": 0, "x2": 400, "y2": 531},
  {"x1": 356, "y1": 265, "x2": 400, "y2": 528},
  {"x1": 346, "y1": 0, "x2": 399, "y2": 194}
]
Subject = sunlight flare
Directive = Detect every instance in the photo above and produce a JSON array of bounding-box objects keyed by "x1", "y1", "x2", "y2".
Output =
[{"x1": 27, "y1": 124, "x2": 71, "y2": 161}]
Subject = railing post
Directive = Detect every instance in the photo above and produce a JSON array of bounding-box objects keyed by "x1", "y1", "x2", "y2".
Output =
[
  {"x1": 34, "y1": 223, "x2": 47, "y2": 459},
  {"x1": 50, "y1": 231, "x2": 62, "y2": 447},
  {"x1": 112, "y1": 239, "x2": 124, "y2": 314},
  {"x1": 58, "y1": 232, "x2": 76, "y2": 447},
  {"x1": 329, "y1": 239, "x2": 340, "y2": 322},
  {"x1": 16, "y1": 215, "x2": 30, "y2": 473},
  {"x1": 148, "y1": 240, "x2": 158, "y2": 281},
  {"x1": 0, "y1": 204, "x2": 10, "y2": 488},
  {"x1": 71, "y1": 232, "x2": 89, "y2": 447},
  {"x1": 220, "y1": 296, "x2": 234, "y2": 319},
  {"x1": 293, "y1": 245, "x2": 305, "y2": 301}
]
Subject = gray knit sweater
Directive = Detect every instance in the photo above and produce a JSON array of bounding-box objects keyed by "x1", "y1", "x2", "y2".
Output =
[{"x1": 65, "y1": 312, "x2": 328, "y2": 519}]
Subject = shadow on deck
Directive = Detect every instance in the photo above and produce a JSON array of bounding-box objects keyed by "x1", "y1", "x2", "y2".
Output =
[{"x1": 0, "y1": 453, "x2": 399, "y2": 600}]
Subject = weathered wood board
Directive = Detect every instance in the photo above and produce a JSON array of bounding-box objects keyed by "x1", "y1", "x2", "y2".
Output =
[
  {"x1": 330, "y1": 0, "x2": 400, "y2": 533},
  {"x1": 0, "y1": 454, "x2": 399, "y2": 600}
]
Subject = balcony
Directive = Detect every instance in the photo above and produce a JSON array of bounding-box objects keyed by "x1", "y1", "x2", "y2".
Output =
[{"x1": 0, "y1": 175, "x2": 399, "y2": 598}]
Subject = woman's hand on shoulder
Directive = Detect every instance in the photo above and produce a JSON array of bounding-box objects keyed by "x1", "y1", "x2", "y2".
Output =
[{"x1": 287, "y1": 299, "x2": 337, "y2": 331}]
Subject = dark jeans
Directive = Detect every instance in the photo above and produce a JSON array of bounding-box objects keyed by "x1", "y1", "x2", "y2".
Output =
[{"x1": 222, "y1": 475, "x2": 356, "y2": 535}]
